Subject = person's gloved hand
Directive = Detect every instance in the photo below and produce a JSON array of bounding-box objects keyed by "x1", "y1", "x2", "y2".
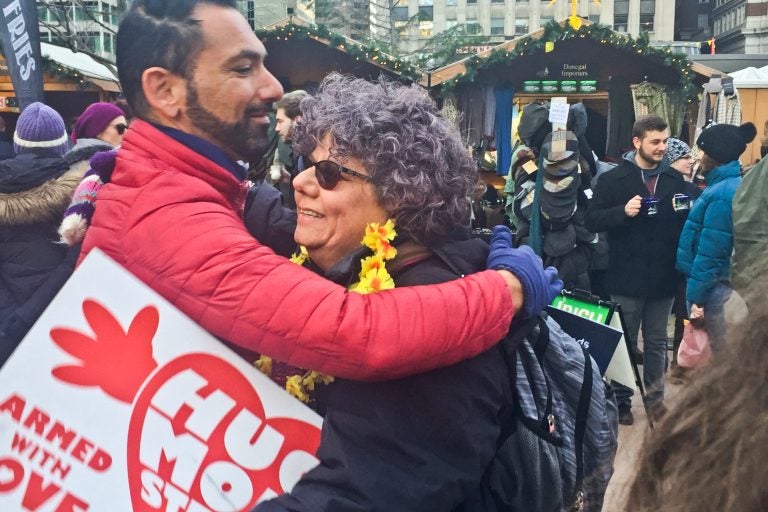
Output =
[{"x1": 487, "y1": 226, "x2": 563, "y2": 318}]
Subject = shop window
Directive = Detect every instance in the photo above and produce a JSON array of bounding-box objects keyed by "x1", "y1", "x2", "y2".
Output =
[
  {"x1": 640, "y1": 14, "x2": 654, "y2": 32},
  {"x1": 103, "y1": 33, "x2": 113, "y2": 54},
  {"x1": 83, "y1": 31, "x2": 101, "y2": 52},
  {"x1": 614, "y1": 14, "x2": 628, "y2": 32},
  {"x1": 490, "y1": 17, "x2": 505, "y2": 35},
  {"x1": 420, "y1": 20, "x2": 434, "y2": 38},
  {"x1": 392, "y1": 6, "x2": 409, "y2": 21}
]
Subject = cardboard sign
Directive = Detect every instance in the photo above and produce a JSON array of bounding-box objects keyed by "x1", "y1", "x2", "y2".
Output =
[
  {"x1": 0, "y1": 250, "x2": 322, "y2": 511},
  {"x1": 522, "y1": 160, "x2": 539, "y2": 174},
  {"x1": 546, "y1": 306, "x2": 622, "y2": 376},
  {"x1": 548, "y1": 98, "x2": 570, "y2": 128}
]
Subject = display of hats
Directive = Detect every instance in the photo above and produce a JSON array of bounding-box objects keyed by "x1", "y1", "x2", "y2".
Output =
[
  {"x1": 543, "y1": 224, "x2": 577, "y2": 257},
  {"x1": 540, "y1": 171, "x2": 581, "y2": 228},
  {"x1": 541, "y1": 130, "x2": 580, "y2": 177}
]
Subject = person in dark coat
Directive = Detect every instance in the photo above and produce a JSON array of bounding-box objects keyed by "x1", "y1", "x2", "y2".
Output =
[
  {"x1": 255, "y1": 73, "x2": 562, "y2": 512},
  {"x1": 0, "y1": 102, "x2": 84, "y2": 366},
  {"x1": 586, "y1": 115, "x2": 688, "y2": 424}
]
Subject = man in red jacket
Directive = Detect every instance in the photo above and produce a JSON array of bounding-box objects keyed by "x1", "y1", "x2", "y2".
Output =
[{"x1": 79, "y1": 0, "x2": 561, "y2": 380}]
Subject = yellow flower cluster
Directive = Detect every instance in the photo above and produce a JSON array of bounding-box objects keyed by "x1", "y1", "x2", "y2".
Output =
[
  {"x1": 289, "y1": 245, "x2": 309, "y2": 265},
  {"x1": 351, "y1": 219, "x2": 397, "y2": 294},
  {"x1": 256, "y1": 220, "x2": 398, "y2": 403}
]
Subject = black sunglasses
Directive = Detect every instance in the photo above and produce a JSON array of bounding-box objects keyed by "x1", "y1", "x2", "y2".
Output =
[
  {"x1": 114, "y1": 123, "x2": 127, "y2": 135},
  {"x1": 304, "y1": 155, "x2": 372, "y2": 190}
]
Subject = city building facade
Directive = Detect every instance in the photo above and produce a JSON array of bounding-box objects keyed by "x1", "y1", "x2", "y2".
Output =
[
  {"x1": 238, "y1": 0, "x2": 314, "y2": 29},
  {"x1": 712, "y1": 0, "x2": 768, "y2": 53},
  {"x1": 352, "y1": 0, "x2": 676, "y2": 54}
]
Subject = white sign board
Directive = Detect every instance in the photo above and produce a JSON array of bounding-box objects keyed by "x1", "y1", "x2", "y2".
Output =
[
  {"x1": 0, "y1": 250, "x2": 322, "y2": 511},
  {"x1": 605, "y1": 313, "x2": 638, "y2": 390},
  {"x1": 548, "y1": 97, "x2": 570, "y2": 127}
]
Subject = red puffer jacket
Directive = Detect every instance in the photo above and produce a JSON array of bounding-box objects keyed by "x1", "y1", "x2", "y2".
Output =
[{"x1": 79, "y1": 120, "x2": 514, "y2": 380}]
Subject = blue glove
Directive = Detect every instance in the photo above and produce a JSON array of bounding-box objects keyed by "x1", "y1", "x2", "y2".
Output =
[{"x1": 487, "y1": 226, "x2": 563, "y2": 318}]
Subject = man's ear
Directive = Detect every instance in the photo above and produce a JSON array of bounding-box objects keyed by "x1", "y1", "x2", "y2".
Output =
[{"x1": 141, "y1": 67, "x2": 186, "y2": 120}]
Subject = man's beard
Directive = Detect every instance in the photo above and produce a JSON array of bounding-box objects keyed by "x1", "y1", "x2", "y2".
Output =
[
  {"x1": 186, "y1": 82, "x2": 272, "y2": 163},
  {"x1": 637, "y1": 146, "x2": 662, "y2": 167}
]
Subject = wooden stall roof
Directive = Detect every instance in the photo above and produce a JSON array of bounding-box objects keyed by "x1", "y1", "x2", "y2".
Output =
[
  {"x1": 424, "y1": 20, "x2": 714, "y2": 89},
  {"x1": 258, "y1": 17, "x2": 423, "y2": 89}
]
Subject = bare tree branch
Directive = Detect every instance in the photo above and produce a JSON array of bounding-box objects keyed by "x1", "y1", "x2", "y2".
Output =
[{"x1": 37, "y1": 0, "x2": 119, "y2": 74}]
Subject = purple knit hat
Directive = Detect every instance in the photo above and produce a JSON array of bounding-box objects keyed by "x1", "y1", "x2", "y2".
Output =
[
  {"x1": 71, "y1": 102, "x2": 125, "y2": 142},
  {"x1": 13, "y1": 102, "x2": 68, "y2": 156}
]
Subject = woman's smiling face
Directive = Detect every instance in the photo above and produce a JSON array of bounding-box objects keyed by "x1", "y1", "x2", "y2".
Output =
[{"x1": 293, "y1": 134, "x2": 390, "y2": 271}]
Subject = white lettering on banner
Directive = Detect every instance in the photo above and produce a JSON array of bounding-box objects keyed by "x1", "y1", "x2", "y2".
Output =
[
  {"x1": 562, "y1": 64, "x2": 589, "y2": 78},
  {"x1": 150, "y1": 369, "x2": 237, "y2": 441},
  {"x1": 1, "y1": 0, "x2": 36, "y2": 80},
  {"x1": 0, "y1": 251, "x2": 325, "y2": 510},
  {"x1": 138, "y1": 367, "x2": 305, "y2": 508}
]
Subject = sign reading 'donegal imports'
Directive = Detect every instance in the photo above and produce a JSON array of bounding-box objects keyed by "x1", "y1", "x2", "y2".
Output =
[{"x1": 0, "y1": 250, "x2": 322, "y2": 511}]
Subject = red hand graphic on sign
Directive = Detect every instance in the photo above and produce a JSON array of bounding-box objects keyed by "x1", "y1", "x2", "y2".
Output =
[{"x1": 50, "y1": 299, "x2": 159, "y2": 403}]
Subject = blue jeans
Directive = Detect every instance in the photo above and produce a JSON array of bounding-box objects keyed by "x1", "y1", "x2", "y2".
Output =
[
  {"x1": 689, "y1": 283, "x2": 732, "y2": 354},
  {"x1": 612, "y1": 294, "x2": 674, "y2": 409}
]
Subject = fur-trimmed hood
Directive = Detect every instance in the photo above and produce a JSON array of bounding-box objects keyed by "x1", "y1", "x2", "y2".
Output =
[{"x1": 0, "y1": 154, "x2": 84, "y2": 225}]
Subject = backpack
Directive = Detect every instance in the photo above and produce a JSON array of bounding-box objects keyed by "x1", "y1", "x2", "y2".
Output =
[{"x1": 483, "y1": 313, "x2": 618, "y2": 512}]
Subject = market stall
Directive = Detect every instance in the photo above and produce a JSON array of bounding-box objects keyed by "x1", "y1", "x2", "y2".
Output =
[
  {"x1": 0, "y1": 42, "x2": 120, "y2": 133},
  {"x1": 426, "y1": 20, "x2": 710, "y2": 183},
  {"x1": 729, "y1": 65, "x2": 768, "y2": 165},
  {"x1": 256, "y1": 17, "x2": 420, "y2": 92}
]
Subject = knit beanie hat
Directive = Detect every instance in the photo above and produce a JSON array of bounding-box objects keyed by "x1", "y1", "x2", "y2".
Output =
[
  {"x1": 71, "y1": 102, "x2": 125, "y2": 142},
  {"x1": 696, "y1": 122, "x2": 757, "y2": 164},
  {"x1": 665, "y1": 137, "x2": 691, "y2": 163},
  {"x1": 13, "y1": 102, "x2": 69, "y2": 156}
]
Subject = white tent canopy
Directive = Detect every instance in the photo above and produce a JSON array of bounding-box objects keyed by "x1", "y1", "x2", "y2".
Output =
[
  {"x1": 40, "y1": 42, "x2": 120, "y2": 92},
  {"x1": 729, "y1": 65, "x2": 768, "y2": 88}
]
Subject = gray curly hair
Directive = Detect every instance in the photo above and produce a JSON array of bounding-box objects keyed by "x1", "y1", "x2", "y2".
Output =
[{"x1": 292, "y1": 73, "x2": 477, "y2": 245}]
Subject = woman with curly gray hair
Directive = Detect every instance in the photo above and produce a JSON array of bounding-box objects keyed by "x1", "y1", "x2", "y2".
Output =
[{"x1": 255, "y1": 73, "x2": 531, "y2": 511}]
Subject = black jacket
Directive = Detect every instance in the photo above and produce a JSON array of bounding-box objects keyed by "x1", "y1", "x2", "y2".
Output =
[
  {"x1": 0, "y1": 151, "x2": 83, "y2": 366},
  {"x1": 257, "y1": 235, "x2": 514, "y2": 512},
  {"x1": 585, "y1": 153, "x2": 687, "y2": 298}
]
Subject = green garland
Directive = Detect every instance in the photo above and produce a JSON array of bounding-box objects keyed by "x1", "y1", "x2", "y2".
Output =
[
  {"x1": 438, "y1": 21, "x2": 698, "y2": 102},
  {"x1": 255, "y1": 23, "x2": 422, "y2": 82},
  {"x1": 42, "y1": 57, "x2": 102, "y2": 91}
]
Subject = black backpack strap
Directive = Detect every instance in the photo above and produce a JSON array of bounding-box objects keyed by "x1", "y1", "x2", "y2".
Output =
[
  {"x1": 497, "y1": 316, "x2": 543, "y2": 441},
  {"x1": 570, "y1": 345, "x2": 593, "y2": 509}
]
